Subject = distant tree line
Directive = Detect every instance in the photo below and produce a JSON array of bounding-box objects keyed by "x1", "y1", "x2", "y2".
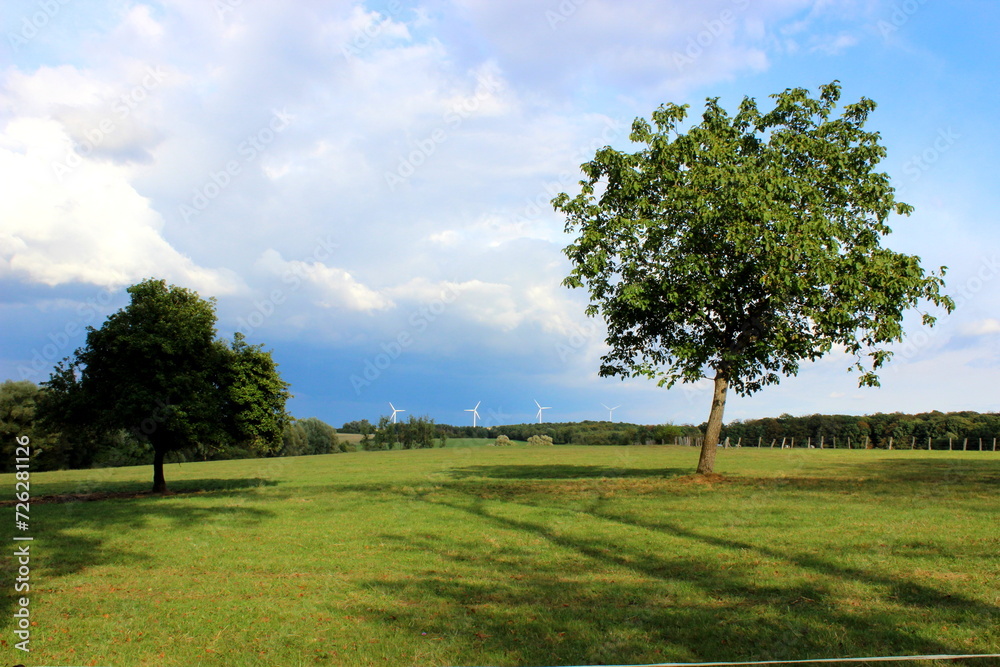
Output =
[
  {"x1": 339, "y1": 415, "x2": 468, "y2": 444},
  {"x1": 340, "y1": 419, "x2": 700, "y2": 446},
  {"x1": 347, "y1": 413, "x2": 1000, "y2": 450},
  {"x1": 278, "y1": 418, "x2": 350, "y2": 457},
  {"x1": 12, "y1": 368, "x2": 999, "y2": 472},
  {"x1": 360, "y1": 415, "x2": 446, "y2": 451},
  {"x1": 488, "y1": 421, "x2": 699, "y2": 446},
  {"x1": 717, "y1": 411, "x2": 1000, "y2": 448},
  {"x1": 0, "y1": 379, "x2": 344, "y2": 473}
]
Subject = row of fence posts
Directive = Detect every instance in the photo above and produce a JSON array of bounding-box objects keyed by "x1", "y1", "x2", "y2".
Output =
[{"x1": 673, "y1": 435, "x2": 999, "y2": 451}]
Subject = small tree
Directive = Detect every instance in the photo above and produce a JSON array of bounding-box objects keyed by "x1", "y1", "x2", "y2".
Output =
[
  {"x1": 413, "y1": 416, "x2": 437, "y2": 449},
  {"x1": 340, "y1": 419, "x2": 372, "y2": 434},
  {"x1": 280, "y1": 421, "x2": 309, "y2": 457},
  {"x1": 42, "y1": 279, "x2": 291, "y2": 492},
  {"x1": 222, "y1": 332, "x2": 292, "y2": 454},
  {"x1": 370, "y1": 416, "x2": 394, "y2": 451},
  {"x1": 299, "y1": 417, "x2": 339, "y2": 455},
  {"x1": 554, "y1": 81, "x2": 952, "y2": 474},
  {"x1": 651, "y1": 424, "x2": 682, "y2": 445},
  {"x1": 359, "y1": 420, "x2": 374, "y2": 449}
]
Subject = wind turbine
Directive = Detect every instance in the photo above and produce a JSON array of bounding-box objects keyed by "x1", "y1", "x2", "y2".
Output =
[
  {"x1": 534, "y1": 399, "x2": 551, "y2": 424},
  {"x1": 602, "y1": 403, "x2": 621, "y2": 421},
  {"x1": 465, "y1": 401, "x2": 481, "y2": 427},
  {"x1": 389, "y1": 402, "x2": 405, "y2": 424}
]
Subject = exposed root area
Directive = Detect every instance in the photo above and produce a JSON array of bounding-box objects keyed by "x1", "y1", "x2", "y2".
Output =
[
  {"x1": 673, "y1": 472, "x2": 728, "y2": 485},
  {"x1": 0, "y1": 490, "x2": 171, "y2": 506}
]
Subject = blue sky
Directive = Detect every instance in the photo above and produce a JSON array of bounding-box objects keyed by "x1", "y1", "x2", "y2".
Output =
[{"x1": 1, "y1": 0, "x2": 998, "y2": 429}]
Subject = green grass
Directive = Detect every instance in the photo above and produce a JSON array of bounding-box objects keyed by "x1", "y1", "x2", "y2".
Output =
[
  {"x1": 2, "y1": 446, "x2": 998, "y2": 666},
  {"x1": 443, "y1": 437, "x2": 508, "y2": 448},
  {"x1": 336, "y1": 435, "x2": 499, "y2": 449}
]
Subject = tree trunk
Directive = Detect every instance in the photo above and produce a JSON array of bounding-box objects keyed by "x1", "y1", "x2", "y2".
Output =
[
  {"x1": 696, "y1": 371, "x2": 729, "y2": 475},
  {"x1": 152, "y1": 447, "x2": 167, "y2": 494}
]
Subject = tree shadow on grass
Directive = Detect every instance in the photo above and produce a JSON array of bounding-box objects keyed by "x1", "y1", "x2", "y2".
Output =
[
  {"x1": 7, "y1": 476, "x2": 280, "y2": 505},
  {"x1": 0, "y1": 477, "x2": 278, "y2": 507},
  {"x1": 449, "y1": 464, "x2": 689, "y2": 480},
  {"x1": 840, "y1": 457, "x2": 1000, "y2": 484},
  {"x1": 338, "y1": 482, "x2": 999, "y2": 666},
  {"x1": 714, "y1": 457, "x2": 1000, "y2": 499},
  {"x1": 7, "y1": 474, "x2": 282, "y2": 502},
  {"x1": 0, "y1": 478, "x2": 279, "y2": 631},
  {"x1": 451, "y1": 457, "x2": 1000, "y2": 490}
]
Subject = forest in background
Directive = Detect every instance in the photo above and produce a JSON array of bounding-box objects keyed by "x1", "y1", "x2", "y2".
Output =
[
  {"x1": 717, "y1": 411, "x2": 1000, "y2": 448},
  {"x1": 4, "y1": 378, "x2": 999, "y2": 471}
]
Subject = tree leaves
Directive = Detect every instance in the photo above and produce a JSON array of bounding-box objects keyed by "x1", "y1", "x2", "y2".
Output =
[
  {"x1": 553, "y1": 81, "x2": 953, "y2": 398},
  {"x1": 41, "y1": 279, "x2": 292, "y2": 490}
]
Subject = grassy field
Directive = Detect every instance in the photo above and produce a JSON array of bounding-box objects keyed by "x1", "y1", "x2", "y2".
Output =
[
  {"x1": 336, "y1": 434, "x2": 498, "y2": 449},
  {"x1": 2, "y1": 446, "x2": 998, "y2": 666}
]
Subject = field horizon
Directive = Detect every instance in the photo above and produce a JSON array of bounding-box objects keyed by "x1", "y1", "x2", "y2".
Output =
[{"x1": 3, "y1": 445, "x2": 998, "y2": 666}]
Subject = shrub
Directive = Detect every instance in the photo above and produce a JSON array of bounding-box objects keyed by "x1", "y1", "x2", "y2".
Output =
[
  {"x1": 527, "y1": 435, "x2": 554, "y2": 446},
  {"x1": 493, "y1": 435, "x2": 512, "y2": 447}
]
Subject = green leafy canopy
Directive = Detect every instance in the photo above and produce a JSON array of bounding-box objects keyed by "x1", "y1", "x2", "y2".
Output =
[
  {"x1": 553, "y1": 81, "x2": 953, "y2": 397},
  {"x1": 42, "y1": 279, "x2": 291, "y2": 491}
]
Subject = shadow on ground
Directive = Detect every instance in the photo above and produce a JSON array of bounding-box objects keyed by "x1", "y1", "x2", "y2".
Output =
[
  {"x1": 448, "y1": 464, "x2": 689, "y2": 480},
  {"x1": 0, "y1": 477, "x2": 279, "y2": 630},
  {"x1": 842, "y1": 457, "x2": 1000, "y2": 484},
  {"x1": 0, "y1": 477, "x2": 279, "y2": 506},
  {"x1": 336, "y1": 458, "x2": 1000, "y2": 665},
  {"x1": 447, "y1": 456, "x2": 1000, "y2": 493}
]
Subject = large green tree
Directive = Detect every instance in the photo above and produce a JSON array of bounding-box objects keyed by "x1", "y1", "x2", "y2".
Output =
[
  {"x1": 552, "y1": 81, "x2": 953, "y2": 474},
  {"x1": 42, "y1": 279, "x2": 291, "y2": 492}
]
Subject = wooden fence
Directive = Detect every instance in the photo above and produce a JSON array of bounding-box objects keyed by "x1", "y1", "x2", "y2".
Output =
[{"x1": 673, "y1": 435, "x2": 999, "y2": 451}]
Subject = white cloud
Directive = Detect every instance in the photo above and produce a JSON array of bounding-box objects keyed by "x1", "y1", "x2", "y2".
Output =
[
  {"x1": 428, "y1": 230, "x2": 461, "y2": 246},
  {"x1": 0, "y1": 116, "x2": 239, "y2": 294},
  {"x1": 960, "y1": 318, "x2": 1000, "y2": 336},
  {"x1": 3, "y1": 0, "x2": 996, "y2": 427},
  {"x1": 123, "y1": 4, "x2": 165, "y2": 41},
  {"x1": 443, "y1": 0, "x2": 827, "y2": 97},
  {"x1": 256, "y1": 249, "x2": 392, "y2": 313},
  {"x1": 345, "y1": 4, "x2": 411, "y2": 45},
  {"x1": 381, "y1": 276, "x2": 578, "y2": 336},
  {"x1": 809, "y1": 32, "x2": 859, "y2": 54}
]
